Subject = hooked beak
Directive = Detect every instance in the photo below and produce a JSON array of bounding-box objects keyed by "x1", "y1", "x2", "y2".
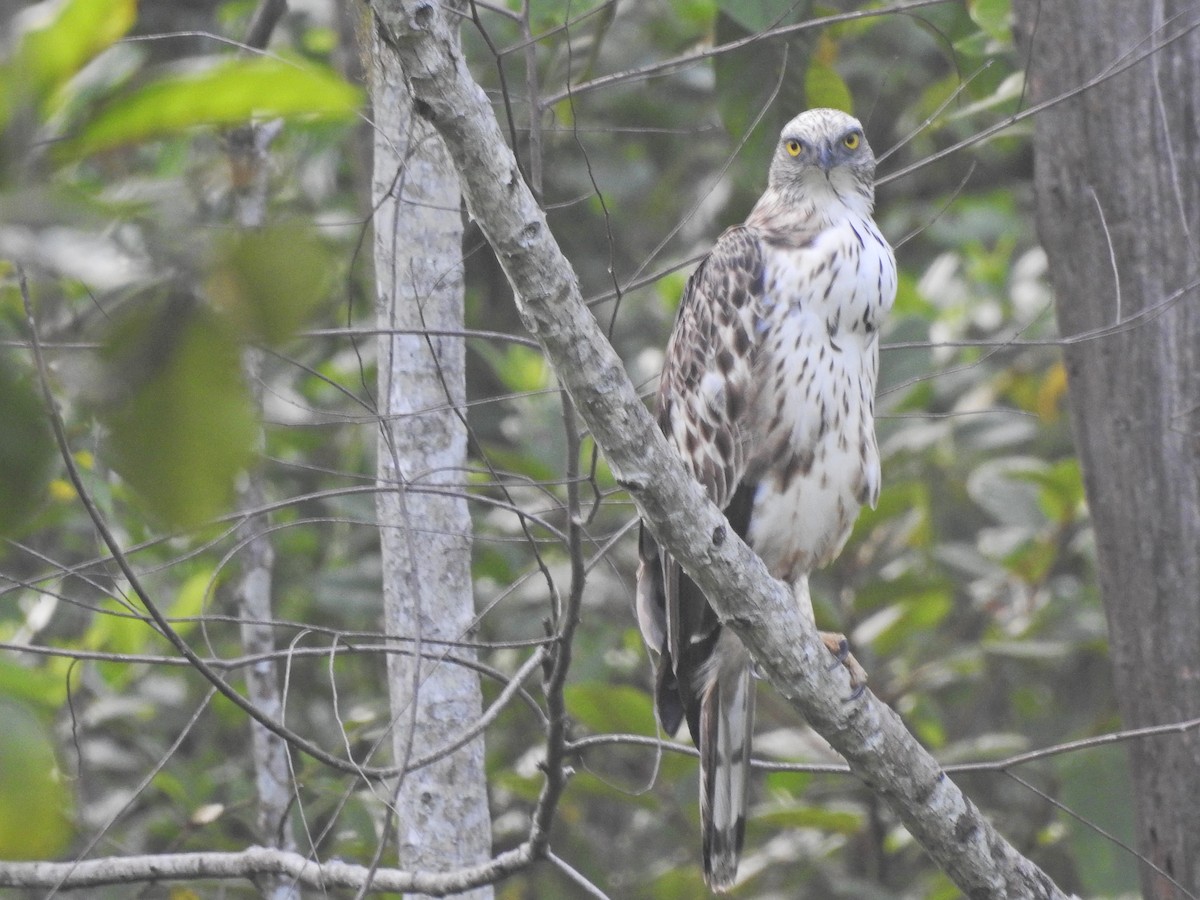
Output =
[{"x1": 817, "y1": 141, "x2": 836, "y2": 173}]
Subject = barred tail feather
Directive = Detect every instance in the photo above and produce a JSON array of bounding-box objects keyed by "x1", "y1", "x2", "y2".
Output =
[{"x1": 700, "y1": 662, "x2": 755, "y2": 892}]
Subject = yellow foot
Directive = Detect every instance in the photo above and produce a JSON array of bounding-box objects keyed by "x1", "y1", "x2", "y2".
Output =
[{"x1": 820, "y1": 631, "x2": 868, "y2": 697}]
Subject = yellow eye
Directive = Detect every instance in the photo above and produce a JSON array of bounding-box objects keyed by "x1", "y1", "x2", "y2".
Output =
[
  {"x1": 785, "y1": 139, "x2": 802, "y2": 157},
  {"x1": 843, "y1": 131, "x2": 861, "y2": 150}
]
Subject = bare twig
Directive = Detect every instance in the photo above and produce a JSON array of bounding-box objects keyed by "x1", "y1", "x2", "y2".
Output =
[
  {"x1": 879, "y1": 9, "x2": 1200, "y2": 186},
  {"x1": 537, "y1": 0, "x2": 956, "y2": 107}
]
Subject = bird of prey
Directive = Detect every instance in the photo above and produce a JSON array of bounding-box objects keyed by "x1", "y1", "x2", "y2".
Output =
[{"x1": 635, "y1": 108, "x2": 897, "y2": 891}]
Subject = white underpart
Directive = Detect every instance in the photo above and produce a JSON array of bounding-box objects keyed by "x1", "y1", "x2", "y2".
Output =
[{"x1": 747, "y1": 203, "x2": 897, "y2": 583}]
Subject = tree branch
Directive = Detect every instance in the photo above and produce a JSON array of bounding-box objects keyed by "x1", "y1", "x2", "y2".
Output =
[
  {"x1": 0, "y1": 846, "x2": 531, "y2": 894},
  {"x1": 366, "y1": 1, "x2": 1075, "y2": 896}
]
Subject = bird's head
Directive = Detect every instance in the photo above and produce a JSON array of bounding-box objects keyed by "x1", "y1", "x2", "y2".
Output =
[{"x1": 767, "y1": 108, "x2": 877, "y2": 212}]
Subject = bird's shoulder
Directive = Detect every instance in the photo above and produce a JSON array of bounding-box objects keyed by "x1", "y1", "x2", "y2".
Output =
[
  {"x1": 686, "y1": 225, "x2": 766, "y2": 303},
  {"x1": 661, "y1": 226, "x2": 766, "y2": 396}
]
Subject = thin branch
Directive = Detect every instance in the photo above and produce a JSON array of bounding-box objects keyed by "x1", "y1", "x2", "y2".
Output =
[
  {"x1": 405, "y1": 647, "x2": 549, "y2": 772},
  {"x1": 879, "y1": 9, "x2": 1200, "y2": 186},
  {"x1": 226, "y1": 3, "x2": 296, "y2": 874},
  {"x1": 1005, "y1": 772, "x2": 1198, "y2": 900},
  {"x1": 17, "y1": 268, "x2": 406, "y2": 782},
  {"x1": 564, "y1": 715, "x2": 1200, "y2": 777},
  {"x1": 50, "y1": 691, "x2": 217, "y2": 895},
  {"x1": 0, "y1": 846, "x2": 533, "y2": 894},
  {"x1": 537, "y1": 0, "x2": 956, "y2": 107},
  {"x1": 546, "y1": 851, "x2": 612, "y2": 900},
  {"x1": 526, "y1": 392, "x2": 585, "y2": 856},
  {"x1": 2, "y1": 639, "x2": 551, "y2": 726}
]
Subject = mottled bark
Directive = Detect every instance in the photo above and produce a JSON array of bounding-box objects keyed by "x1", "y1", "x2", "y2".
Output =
[
  {"x1": 370, "y1": 18, "x2": 493, "y2": 898},
  {"x1": 1014, "y1": 3, "x2": 1200, "y2": 896},
  {"x1": 0, "y1": 846, "x2": 527, "y2": 893}
]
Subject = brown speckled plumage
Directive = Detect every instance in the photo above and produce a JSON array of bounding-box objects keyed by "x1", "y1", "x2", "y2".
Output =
[{"x1": 635, "y1": 109, "x2": 897, "y2": 892}]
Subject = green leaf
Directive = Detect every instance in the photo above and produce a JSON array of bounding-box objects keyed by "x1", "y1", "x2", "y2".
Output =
[
  {"x1": 7, "y1": 0, "x2": 136, "y2": 113},
  {"x1": 947, "y1": 71, "x2": 1025, "y2": 122},
  {"x1": 478, "y1": 344, "x2": 550, "y2": 393},
  {"x1": 0, "y1": 699, "x2": 73, "y2": 859},
  {"x1": 754, "y1": 804, "x2": 862, "y2": 833},
  {"x1": 208, "y1": 224, "x2": 332, "y2": 344},
  {"x1": 857, "y1": 590, "x2": 952, "y2": 656},
  {"x1": 82, "y1": 602, "x2": 147, "y2": 685},
  {"x1": 804, "y1": 60, "x2": 853, "y2": 113},
  {"x1": 1056, "y1": 745, "x2": 1139, "y2": 893},
  {"x1": 1002, "y1": 537, "x2": 1056, "y2": 582},
  {"x1": 672, "y1": 0, "x2": 719, "y2": 31},
  {"x1": 565, "y1": 682, "x2": 657, "y2": 735},
  {"x1": 101, "y1": 298, "x2": 256, "y2": 529},
  {"x1": 61, "y1": 57, "x2": 362, "y2": 158},
  {"x1": 0, "y1": 355, "x2": 55, "y2": 535},
  {"x1": 170, "y1": 571, "x2": 215, "y2": 639},
  {"x1": 762, "y1": 769, "x2": 812, "y2": 796},
  {"x1": 967, "y1": 0, "x2": 1011, "y2": 44},
  {"x1": 1011, "y1": 458, "x2": 1084, "y2": 523},
  {"x1": 0, "y1": 657, "x2": 67, "y2": 709}
]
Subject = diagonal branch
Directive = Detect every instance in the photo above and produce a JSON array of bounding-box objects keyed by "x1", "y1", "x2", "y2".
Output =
[{"x1": 367, "y1": 1, "x2": 1074, "y2": 896}]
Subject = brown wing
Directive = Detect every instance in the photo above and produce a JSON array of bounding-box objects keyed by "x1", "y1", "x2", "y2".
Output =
[
  {"x1": 635, "y1": 225, "x2": 765, "y2": 738},
  {"x1": 655, "y1": 226, "x2": 764, "y2": 509}
]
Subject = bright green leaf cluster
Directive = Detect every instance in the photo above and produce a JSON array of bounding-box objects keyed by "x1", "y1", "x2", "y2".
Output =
[
  {"x1": 0, "y1": 0, "x2": 360, "y2": 161},
  {"x1": 0, "y1": 0, "x2": 136, "y2": 130},
  {"x1": 59, "y1": 57, "x2": 362, "y2": 159}
]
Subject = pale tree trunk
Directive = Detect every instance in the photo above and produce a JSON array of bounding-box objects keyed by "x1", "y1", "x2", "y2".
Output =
[
  {"x1": 227, "y1": 7, "x2": 296, "y2": 894},
  {"x1": 370, "y1": 20, "x2": 493, "y2": 898},
  {"x1": 233, "y1": 347, "x2": 297, "y2": 900},
  {"x1": 229, "y1": 62, "x2": 296, "y2": 900},
  {"x1": 1015, "y1": 3, "x2": 1200, "y2": 896}
]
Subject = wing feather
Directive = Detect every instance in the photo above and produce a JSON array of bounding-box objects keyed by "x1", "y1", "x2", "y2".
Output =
[
  {"x1": 656, "y1": 225, "x2": 764, "y2": 509},
  {"x1": 635, "y1": 225, "x2": 766, "y2": 737},
  {"x1": 634, "y1": 226, "x2": 774, "y2": 892}
]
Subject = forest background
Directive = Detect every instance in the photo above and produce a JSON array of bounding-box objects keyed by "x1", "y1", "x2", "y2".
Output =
[{"x1": 0, "y1": 0, "x2": 1196, "y2": 897}]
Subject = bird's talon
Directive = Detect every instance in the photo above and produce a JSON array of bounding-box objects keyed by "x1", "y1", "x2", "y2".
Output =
[
  {"x1": 833, "y1": 637, "x2": 850, "y2": 664},
  {"x1": 819, "y1": 630, "x2": 868, "y2": 689},
  {"x1": 839, "y1": 638, "x2": 850, "y2": 661}
]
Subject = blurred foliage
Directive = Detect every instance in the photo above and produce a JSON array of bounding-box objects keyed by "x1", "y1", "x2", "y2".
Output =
[
  {"x1": 0, "y1": 699, "x2": 72, "y2": 859},
  {"x1": 0, "y1": 0, "x2": 1145, "y2": 897},
  {"x1": 99, "y1": 295, "x2": 257, "y2": 528},
  {"x1": 0, "y1": 351, "x2": 55, "y2": 533}
]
